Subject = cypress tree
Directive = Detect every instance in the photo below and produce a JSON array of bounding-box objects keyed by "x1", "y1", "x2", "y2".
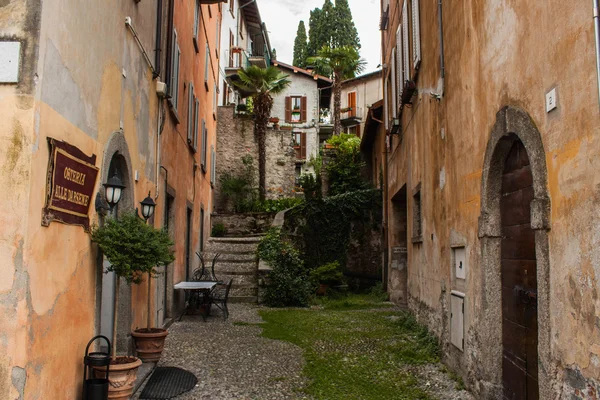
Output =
[
  {"x1": 333, "y1": 0, "x2": 360, "y2": 50},
  {"x1": 307, "y1": 8, "x2": 322, "y2": 57},
  {"x1": 307, "y1": 0, "x2": 336, "y2": 57},
  {"x1": 293, "y1": 21, "x2": 308, "y2": 68}
]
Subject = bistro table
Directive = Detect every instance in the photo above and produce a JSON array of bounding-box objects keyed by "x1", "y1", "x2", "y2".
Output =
[{"x1": 174, "y1": 281, "x2": 217, "y2": 321}]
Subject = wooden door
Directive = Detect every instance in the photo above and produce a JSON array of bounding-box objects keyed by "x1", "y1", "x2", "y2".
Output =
[{"x1": 500, "y1": 139, "x2": 539, "y2": 400}]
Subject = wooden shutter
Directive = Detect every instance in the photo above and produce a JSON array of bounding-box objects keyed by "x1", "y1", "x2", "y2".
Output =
[
  {"x1": 396, "y1": 26, "x2": 403, "y2": 105},
  {"x1": 412, "y1": 0, "x2": 421, "y2": 68},
  {"x1": 210, "y1": 145, "x2": 215, "y2": 185},
  {"x1": 187, "y1": 82, "x2": 194, "y2": 144},
  {"x1": 204, "y1": 43, "x2": 209, "y2": 83},
  {"x1": 201, "y1": 119, "x2": 207, "y2": 169},
  {"x1": 300, "y1": 96, "x2": 307, "y2": 122},
  {"x1": 300, "y1": 132, "x2": 306, "y2": 159},
  {"x1": 285, "y1": 96, "x2": 292, "y2": 122},
  {"x1": 348, "y1": 92, "x2": 356, "y2": 117},
  {"x1": 356, "y1": 124, "x2": 361, "y2": 137},
  {"x1": 170, "y1": 30, "x2": 177, "y2": 98},
  {"x1": 193, "y1": 98, "x2": 199, "y2": 151},
  {"x1": 391, "y1": 49, "x2": 397, "y2": 118},
  {"x1": 402, "y1": 1, "x2": 410, "y2": 83}
]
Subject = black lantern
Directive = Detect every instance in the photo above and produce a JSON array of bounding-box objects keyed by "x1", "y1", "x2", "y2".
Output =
[
  {"x1": 140, "y1": 192, "x2": 156, "y2": 221},
  {"x1": 103, "y1": 173, "x2": 125, "y2": 208}
]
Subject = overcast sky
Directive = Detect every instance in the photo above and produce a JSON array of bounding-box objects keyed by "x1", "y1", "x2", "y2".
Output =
[{"x1": 258, "y1": 0, "x2": 382, "y2": 74}]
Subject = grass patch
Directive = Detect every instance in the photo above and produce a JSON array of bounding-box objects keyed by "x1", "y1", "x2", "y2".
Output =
[{"x1": 259, "y1": 294, "x2": 440, "y2": 399}]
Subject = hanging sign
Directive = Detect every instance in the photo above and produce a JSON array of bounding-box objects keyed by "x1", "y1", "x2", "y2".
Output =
[{"x1": 42, "y1": 138, "x2": 99, "y2": 231}]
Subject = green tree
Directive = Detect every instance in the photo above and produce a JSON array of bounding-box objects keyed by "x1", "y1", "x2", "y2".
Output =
[
  {"x1": 333, "y1": 0, "x2": 360, "y2": 50},
  {"x1": 309, "y1": 46, "x2": 366, "y2": 135},
  {"x1": 293, "y1": 21, "x2": 308, "y2": 68},
  {"x1": 307, "y1": 0, "x2": 336, "y2": 58},
  {"x1": 232, "y1": 66, "x2": 291, "y2": 200}
]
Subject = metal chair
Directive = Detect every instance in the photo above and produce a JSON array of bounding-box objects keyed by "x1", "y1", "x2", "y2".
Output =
[
  {"x1": 210, "y1": 279, "x2": 233, "y2": 320},
  {"x1": 193, "y1": 252, "x2": 221, "y2": 282}
]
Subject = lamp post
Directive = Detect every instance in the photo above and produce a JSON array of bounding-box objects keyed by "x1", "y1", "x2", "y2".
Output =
[
  {"x1": 103, "y1": 173, "x2": 125, "y2": 211},
  {"x1": 140, "y1": 192, "x2": 156, "y2": 222}
]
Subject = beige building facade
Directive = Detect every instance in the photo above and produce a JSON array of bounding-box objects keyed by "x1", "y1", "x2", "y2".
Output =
[
  {"x1": 340, "y1": 70, "x2": 382, "y2": 138},
  {"x1": 381, "y1": 0, "x2": 600, "y2": 398}
]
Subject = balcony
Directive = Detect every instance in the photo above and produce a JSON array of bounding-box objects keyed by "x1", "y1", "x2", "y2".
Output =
[
  {"x1": 341, "y1": 106, "x2": 363, "y2": 126},
  {"x1": 248, "y1": 50, "x2": 270, "y2": 68}
]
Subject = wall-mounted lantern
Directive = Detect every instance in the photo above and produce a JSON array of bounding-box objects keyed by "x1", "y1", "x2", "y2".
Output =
[
  {"x1": 103, "y1": 173, "x2": 125, "y2": 210},
  {"x1": 139, "y1": 192, "x2": 156, "y2": 221}
]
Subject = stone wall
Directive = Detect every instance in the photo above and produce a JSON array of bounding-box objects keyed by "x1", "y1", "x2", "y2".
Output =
[
  {"x1": 211, "y1": 212, "x2": 276, "y2": 236},
  {"x1": 215, "y1": 106, "x2": 297, "y2": 212}
]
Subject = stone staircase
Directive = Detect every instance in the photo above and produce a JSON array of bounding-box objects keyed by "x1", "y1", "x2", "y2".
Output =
[{"x1": 203, "y1": 235, "x2": 262, "y2": 303}]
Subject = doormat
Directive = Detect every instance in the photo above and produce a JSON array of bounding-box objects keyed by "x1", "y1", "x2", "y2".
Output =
[{"x1": 139, "y1": 367, "x2": 198, "y2": 399}]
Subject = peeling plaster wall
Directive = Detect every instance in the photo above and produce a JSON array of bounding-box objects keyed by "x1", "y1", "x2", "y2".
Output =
[
  {"x1": 383, "y1": 0, "x2": 600, "y2": 398},
  {"x1": 0, "y1": 0, "x2": 163, "y2": 398}
]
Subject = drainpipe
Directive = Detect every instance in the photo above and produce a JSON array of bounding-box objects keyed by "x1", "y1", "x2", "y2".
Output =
[
  {"x1": 153, "y1": 0, "x2": 163, "y2": 79},
  {"x1": 594, "y1": 0, "x2": 600, "y2": 105},
  {"x1": 434, "y1": 0, "x2": 445, "y2": 98}
]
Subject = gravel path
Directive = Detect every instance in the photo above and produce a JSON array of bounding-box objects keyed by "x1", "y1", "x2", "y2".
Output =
[
  {"x1": 133, "y1": 304, "x2": 473, "y2": 400},
  {"x1": 133, "y1": 304, "x2": 309, "y2": 400}
]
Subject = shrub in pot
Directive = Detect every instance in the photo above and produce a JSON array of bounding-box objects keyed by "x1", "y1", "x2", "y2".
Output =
[
  {"x1": 310, "y1": 261, "x2": 344, "y2": 296},
  {"x1": 91, "y1": 212, "x2": 174, "y2": 399}
]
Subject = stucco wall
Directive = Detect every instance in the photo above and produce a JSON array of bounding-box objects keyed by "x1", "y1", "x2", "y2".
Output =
[
  {"x1": 382, "y1": 0, "x2": 600, "y2": 398},
  {"x1": 341, "y1": 73, "x2": 382, "y2": 136}
]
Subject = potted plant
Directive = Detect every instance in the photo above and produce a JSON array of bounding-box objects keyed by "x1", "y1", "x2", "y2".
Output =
[
  {"x1": 310, "y1": 261, "x2": 344, "y2": 296},
  {"x1": 91, "y1": 212, "x2": 174, "y2": 400}
]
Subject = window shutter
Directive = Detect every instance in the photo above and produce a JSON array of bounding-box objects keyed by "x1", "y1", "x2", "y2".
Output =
[
  {"x1": 213, "y1": 84, "x2": 217, "y2": 116},
  {"x1": 170, "y1": 30, "x2": 177, "y2": 97},
  {"x1": 216, "y1": 20, "x2": 220, "y2": 58},
  {"x1": 187, "y1": 83, "x2": 195, "y2": 144},
  {"x1": 194, "y1": 0, "x2": 199, "y2": 40},
  {"x1": 300, "y1": 132, "x2": 306, "y2": 159},
  {"x1": 412, "y1": 0, "x2": 421, "y2": 69},
  {"x1": 391, "y1": 49, "x2": 397, "y2": 118},
  {"x1": 396, "y1": 26, "x2": 403, "y2": 106},
  {"x1": 201, "y1": 119, "x2": 207, "y2": 169},
  {"x1": 285, "y1": 96, "x2": 292, "y2": 123},
  {"x1": 204, "y1": 43, "x2": 209, "y2": 83},
  {"x1": 210, "y1": 145, "x2": 215, "y2": 185},
  {"x1": 349, "y1": 92, "x2": 356, "y2": 117},
  {"x1": 356, "y1": 124, "x2": 361, "y2": 137},
  {"x1": 193, "y1": 98, "x2": 199, "y2": 151},
  {"x1": 402, "y1": 1, "x2": 410, "y2": 83},
  {"x1": 300, "y1": 96, "x2": 307, "y2": 122}
]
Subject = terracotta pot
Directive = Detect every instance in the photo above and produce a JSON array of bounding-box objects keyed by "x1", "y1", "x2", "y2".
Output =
[
  {"x1": 131, "y1": 328, "x2": 168, "y2": 362},
  {"x1": 316, "y1": 283, "x2": 329, "y2": 296},
  {"x1": 94, "y1": 356, "x2": 142, "y2": 400}
]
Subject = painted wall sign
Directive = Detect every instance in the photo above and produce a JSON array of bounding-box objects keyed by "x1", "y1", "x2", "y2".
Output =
[{"x1": 42, "y1": 138, "x2": 99, "y2": 231}]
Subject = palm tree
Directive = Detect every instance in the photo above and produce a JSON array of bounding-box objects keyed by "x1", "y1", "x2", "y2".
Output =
[
  {"x1": 233, "y1": 66, "x2": 291, "y2": 201},
  {"x1": 309, "y1": 46, "x2": 366, "y2": 136}
]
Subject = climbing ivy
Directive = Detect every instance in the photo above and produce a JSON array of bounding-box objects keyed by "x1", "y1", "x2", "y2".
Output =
[{"x1": 286, "y1": 188, "x2": 382, "y2": 272}]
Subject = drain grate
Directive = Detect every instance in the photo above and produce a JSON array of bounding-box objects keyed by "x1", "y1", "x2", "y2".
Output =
[{"x1": 139, "y1": 367, "x2": 197, "y2": 399}]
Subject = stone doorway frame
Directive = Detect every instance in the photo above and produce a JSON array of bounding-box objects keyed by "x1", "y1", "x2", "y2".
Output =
[
  {"x1": 477, "y1": 106, "x2": 553, "y2": 399},
  {"x1": 95, "y1": 130, "x2": 135, "y2": 355}
]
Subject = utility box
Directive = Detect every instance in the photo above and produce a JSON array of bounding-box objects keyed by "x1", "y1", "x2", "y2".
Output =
[
  {"x1": 450, "y1": 291, "x2": 465, "y2": 351},
  {"x1": 453, "y1": 247, "x2": 466, "y2": 280}
]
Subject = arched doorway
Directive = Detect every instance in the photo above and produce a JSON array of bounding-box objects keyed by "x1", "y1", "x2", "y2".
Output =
[
  {"x1": 95, "y1": 131, "x2": 134, "y2": 354},
  {"x1": 500, "y1": 137, "x2": 538, "y2": 399},
  {"x1": 478, "y1": 107, "x2": 553, "y2": 399}
]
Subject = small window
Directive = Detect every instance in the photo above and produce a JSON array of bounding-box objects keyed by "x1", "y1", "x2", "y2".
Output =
[
  {"x1": 293, "y1": 132, "x2": 306, "y2": 160},
  {"x1": 285, "y1": 96, "x2": 307, "y2": 123},
  {"x1": 412, "y1": 184, "x2": 423, "y2": 242}
]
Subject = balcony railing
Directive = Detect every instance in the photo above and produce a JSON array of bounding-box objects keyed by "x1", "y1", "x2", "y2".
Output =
[
  {"x1": 341, "y1": 106, "x2": 363, "y2": 121},
  {"x1": 226, "y1": 48, "x2": 250, "y2": 71}
]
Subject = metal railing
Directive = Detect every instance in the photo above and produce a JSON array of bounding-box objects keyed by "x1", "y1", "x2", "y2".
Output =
[{"x1": 341, "y1": 106, "x2": 363, "y2": 120}]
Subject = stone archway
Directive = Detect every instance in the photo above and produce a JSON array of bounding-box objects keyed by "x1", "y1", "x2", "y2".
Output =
[
  {"x1": 94, "y1": 130, "x2": 135, "y2": 355},
  {"x1": 477, "y1": 106, "x2": 553, "y2": 399}
]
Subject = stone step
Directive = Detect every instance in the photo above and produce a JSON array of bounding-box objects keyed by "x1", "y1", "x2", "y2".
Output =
[
  {"x1": 229, "y1": 296, "x2": 258, "y2": 303},
  {"x1": 203, "y1": 252, "x2": 256, "y2": 263},
  {"x1": 230, "y1": 286, "x2": 258, "y2": 297},
  {"x1": 209, "y1": 236, "x2": 264, "y2": 244},
  {"x1": 219, "y1": 274, "x2": 256, "y2": 286},
  {"x1": 214, "y1": 262, "x2": 257, "y2": 274},
  {"x1": 205, "y1": 242, "x2": 260, "y2": 253}
]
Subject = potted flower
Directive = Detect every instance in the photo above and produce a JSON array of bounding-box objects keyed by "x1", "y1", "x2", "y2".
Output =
[
  {"x1": 91, "y1": 212, "x2": 174, "y2": 400},
  {"x1": 310, "y1": 261, "x2": 344, "y2": 296}
]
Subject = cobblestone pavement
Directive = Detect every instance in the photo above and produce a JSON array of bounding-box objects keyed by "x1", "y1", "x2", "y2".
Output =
[
  {"x1": 133, "y1": 304, "x2": 474, "y2": 400},
  {"x1": 133, "y1": 304, "x2": 309, "y2": 400}
]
